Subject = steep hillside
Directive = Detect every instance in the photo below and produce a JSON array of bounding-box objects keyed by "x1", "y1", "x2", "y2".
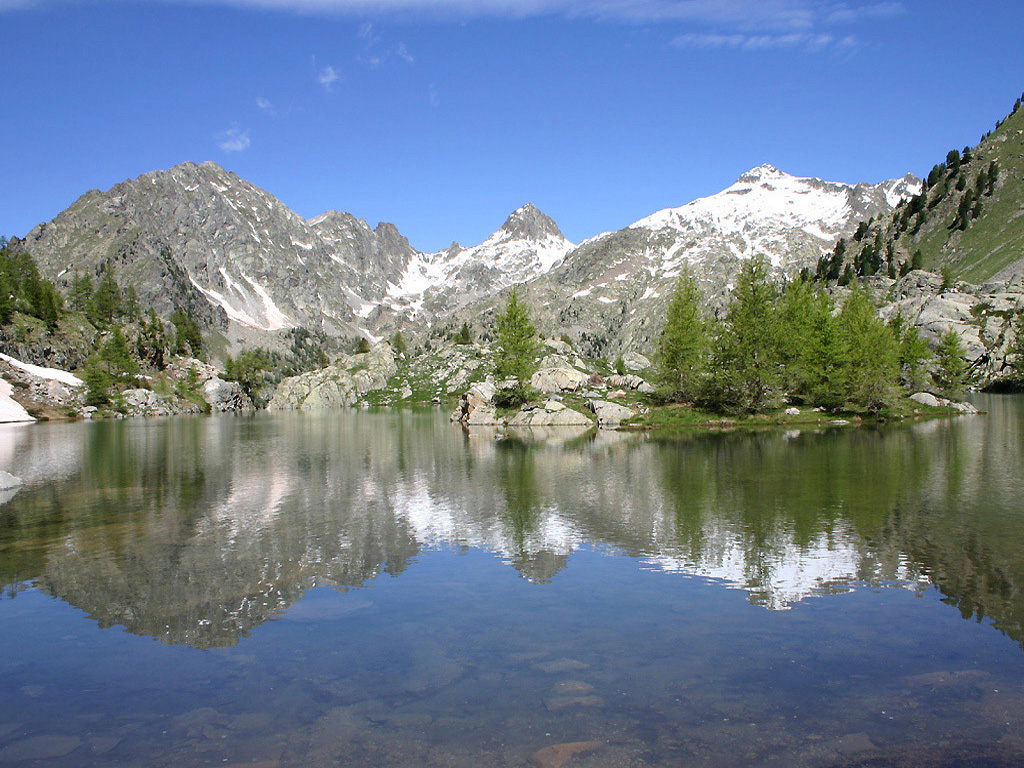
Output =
[{"x1": 837, "y1": 94, "x2": 1024, "y2": 284}]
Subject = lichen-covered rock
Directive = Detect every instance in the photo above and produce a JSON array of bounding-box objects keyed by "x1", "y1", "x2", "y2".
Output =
[
  {"x1": 588, "y1": 400, "x2": 636, "y2": 428},
  {"x1": 120, "y1": 388, "x2": 203, "y2": 418},
  {"x1": 530, "y1": 367, "x2": 589, "y2": 393},
  {"x1": 268, "y1": 344, "x2": 396, "y2": 412}
]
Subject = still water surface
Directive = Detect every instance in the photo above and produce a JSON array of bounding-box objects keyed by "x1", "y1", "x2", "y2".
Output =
[{"x1": 2, "y1": 397, "x2": 1024, "y2": 767}]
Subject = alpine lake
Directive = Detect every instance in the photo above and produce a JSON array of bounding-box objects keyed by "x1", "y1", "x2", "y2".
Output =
[{"x1": 2, "y1": 395, "x2": 1024, "y2": 768}]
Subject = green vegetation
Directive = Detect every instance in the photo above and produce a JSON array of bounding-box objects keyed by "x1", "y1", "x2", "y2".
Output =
[
  {"x1": 493, "y1": 288, "x2": 541, "y2": 406},
  {"x1": 0, "y1": 239, "x2": 64, "y2": 329},
  {"x1": 651, "y1": 257, "x2": 965, "y2": 419},
  {"x1": 655, "y1": 269, "x2": 710, "y2": 401},
  {"x1": 822, "y1": 92, "x2": 1024, "y2": 284}
]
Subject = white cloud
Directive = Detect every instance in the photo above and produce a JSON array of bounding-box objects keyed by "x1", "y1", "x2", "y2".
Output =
[
  {"x1": 395, "y1": 42, "x2": 414, "y2": 63},
  {"x1": 217, "y1": 127, "x2": 251, "y2": 152},
  {"x1": 1, "y1": 0, "x2": 903, "y2": 28},
  {"x1": 318, "y1": 64, "x2": 340, "y2": 90},
  {"x1": 672, "y1": 31, "x2": 854, "y2": 52},
  {"x1": 256, "y1": 96, "x2": 274, "y2": 110},
  {"x1": 428, "y1": 84, "x2": 439, "y2": 107}
]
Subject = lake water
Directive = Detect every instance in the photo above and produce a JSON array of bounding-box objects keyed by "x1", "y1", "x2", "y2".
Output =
[{"x1": 2, "y1": 397, "x2": 1024, "y2": 768}]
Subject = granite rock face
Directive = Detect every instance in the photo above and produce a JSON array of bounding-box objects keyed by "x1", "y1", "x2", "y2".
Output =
[{"x1": 267, "y1": 344, "x2": 397, "y2": 412}]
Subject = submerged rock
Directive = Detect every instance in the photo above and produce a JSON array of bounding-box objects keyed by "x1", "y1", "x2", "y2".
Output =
[{"x1": 531, "y1": 741, "x2": 604, "y2": 768}]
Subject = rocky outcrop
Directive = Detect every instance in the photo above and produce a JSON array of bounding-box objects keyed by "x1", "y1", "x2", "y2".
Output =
[
  {"x1": 588, "y1": 400, "x2": 636, "y2": 428},
  {"x1": 878, "y1": 270, "x2": 1023, "y2": 387},
  {"x1": 267, "y1": 344, "x2": 397, "y2": 412},
  {"x1": 120, "y1": 388, "x2": 204, "y2": 418},
  {"x1": 450, "y1": 382, "x2": 501, "y2": 425},
  {"x1": 530, "y1": 367, "x2": 589, "y2": 393},
  {"x1": 0, "y1": 470, "x2": 23, "y2": 490},
  {"x1": 909, "y1": 392, "x2": 980, "y2": 413},
  {"x1": 202, "y1": 378, "x2": 254, "y2": 413},
  {"x1": 507, "y1": 402, "x2": 593, "y2": 427}
]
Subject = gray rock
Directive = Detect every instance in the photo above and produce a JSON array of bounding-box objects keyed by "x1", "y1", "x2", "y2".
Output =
[
  {"x1": 587, "y1": 400, "x2": 636, "y2": 428},
  {"x1": 202, "y1": 378, "x2": 254, "y2": 412},
  {"x1": 530, "y1": 367, "x2": 589, "y2": 393},
  {"x1": 606, "y1": 374, "x2": 654, "y2": 393},
  {"x1": 0, "y1": 471, "x2": 23, "y2": 491},
  {"x1": 268, "y1": 344, "x2": 396, "y2": 412},
  {"x1": 506, "y1": 407, "x2": 592, "y2": 427},
  {"x1": 910, "y1": 392, "x2": 945, "y2": 408}
]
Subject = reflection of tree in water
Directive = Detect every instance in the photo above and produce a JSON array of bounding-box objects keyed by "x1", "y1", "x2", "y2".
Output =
[
  {"x1": 3, "y1": 398, "x2": 1024, "y2": 648},
  {"x1": 494, "y1": 436, "x2": 569, "y2": 583}
]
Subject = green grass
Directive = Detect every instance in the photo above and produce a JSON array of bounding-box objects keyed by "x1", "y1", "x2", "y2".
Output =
[{"x1": 622, "y1": 398, "x2": 969, "y2": 432}]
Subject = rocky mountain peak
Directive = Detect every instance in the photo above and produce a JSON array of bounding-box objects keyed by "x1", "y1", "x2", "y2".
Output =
[
  {"x1": 498, "y1": 203, "x2": 565, "y2": 242},
  {"x1": 735, "y1": 164, "x2": 788, "y2": 184}
]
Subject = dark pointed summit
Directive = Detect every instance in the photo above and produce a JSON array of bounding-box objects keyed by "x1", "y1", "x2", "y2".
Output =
[{"x1": 498, "y1": 203, "x2": 565, "y2": 241}]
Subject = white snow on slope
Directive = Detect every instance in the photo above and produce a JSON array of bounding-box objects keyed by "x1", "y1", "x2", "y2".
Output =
[
  {"x1": 190, "y1": 269, "x2": 295, "y2": 331},
  {"x1": 628, "y1": 164, "x2": 920, "y2": 270},
  {"x1": 0, "y1": 352, "x2": 83, "y2": 387},
  {"x1": 385, "y1": 206, "x2": 575, "y2": 312},
  {"x1": 0, "y1": 378, "x2": 35, "y2": 423}
]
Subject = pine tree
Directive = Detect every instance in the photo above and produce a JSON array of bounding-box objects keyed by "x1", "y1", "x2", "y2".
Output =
[
  {"x1": 454, "y1": 322, "x2": 473, "y2": 345},
  {"x1": 170, "y1": 309, "x2": 203, "y2": 358},
  {"x1": 494, "y1": 287, "x2": 541, "y2": 386},
  {"x1": 100, "y1": 327, "x2": 139, "y2": 386},
  {"x1": 778, "y1": 280, "x2": 846, "y2": 409},
  {"x1": 705, "y1": 256, "x2": 782, "y2": 413},
  {"x1": 889, "y1": 314, "x2": 932, "y2": 391},
  {"x1": 391, "y1": 330, "x2": 408, "y2": 355},
  {"x1": 90, "y1": 266, "x2": 123, "y2": 327},
  {"x1": 0, "y1": 271, "x2": 13, "y2": 325},
  {"x1": 69, "y1": 273, "x2": 94, "y2": 312},
  {"x1": 935, "y1": 329, "x2": 969, "y2": 395},
  {"x1": 82, "y1": 355, "x2": 113, "y2": 407},
  {"x1": 356, "y1": 337, "x2": 371, "y2": 354},
  {"x1": 139, "y1": 310, "x2": 168, "y2": 369},
  {"x1": 837, "y1": 289, "x2": 899, "y2": 413},
  {"x1": 655, "y1": 270, "x2": 710, "y2": 401}
]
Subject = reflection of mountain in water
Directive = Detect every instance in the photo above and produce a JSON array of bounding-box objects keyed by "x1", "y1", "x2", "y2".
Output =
[{"x1": 1, "y1": 398, "x2": 1023, "y2": 648}]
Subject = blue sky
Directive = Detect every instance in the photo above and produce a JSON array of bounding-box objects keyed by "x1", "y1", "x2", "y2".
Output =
[{"x1": 2, "y1": 0, "x2": 1023, "y2": 251}]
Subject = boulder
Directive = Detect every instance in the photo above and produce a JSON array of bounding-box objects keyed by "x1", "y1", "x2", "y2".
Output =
[
  {"x1": 587, "y1": 400, "x2": 636, "y2": 428},
  {"x1": 622, "y1": 352, "x2": 652, "y2": 371},
  {"x1": 542, "y1": 338, "x2": 573, "y2": 356},
  {"x1": 507, "y1": 407, "x2": 592, "y2": 427},
  {"x1": 466, "y1": 405, "x2": 502, "y2": 426},
  {"x1": 202, "y1": 378, "x2": 254, "y2": 412},
  {"x1": 910, "y1": 392, "x2": 944, "y2": 408},
  {"x1": 606, "y1": 374, "x2": 654, "y2": 393},
  {"x1": 531, "y1": 367, "x2": 588, "y2": 393}
]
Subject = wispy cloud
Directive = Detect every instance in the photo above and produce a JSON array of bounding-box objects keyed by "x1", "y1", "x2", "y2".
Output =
[
  {"x1": 317, "y1": 64, "x2": 340, "y2": 90},
  {"x1": 217, "y1": 126, "x2": 251, "y2": 152},
  {"x1": 0, "y1": 0, "x2": 904, "y2": 28},
  {"x1": 355, "y1": 22, "x2": 415, "y2": 67},
  {"x1": 672, "y1": 31, "x2": 855, "y2": 52},
  {"x1": 428, "y1": 84, "x2": 439, "y2": 107},
  {"x1": 256, "y1": 96, "x2": 274, "y2": 111}
]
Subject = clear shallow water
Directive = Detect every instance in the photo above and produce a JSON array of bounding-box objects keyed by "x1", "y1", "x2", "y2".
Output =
[{"x1": 1, "y1": 397, "x2": 1024, "y2": 767}]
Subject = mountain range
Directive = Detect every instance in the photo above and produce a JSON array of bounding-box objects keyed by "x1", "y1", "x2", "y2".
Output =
[{"x1": 13, "y1": 158, "x2": 927, "y2": 356}]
